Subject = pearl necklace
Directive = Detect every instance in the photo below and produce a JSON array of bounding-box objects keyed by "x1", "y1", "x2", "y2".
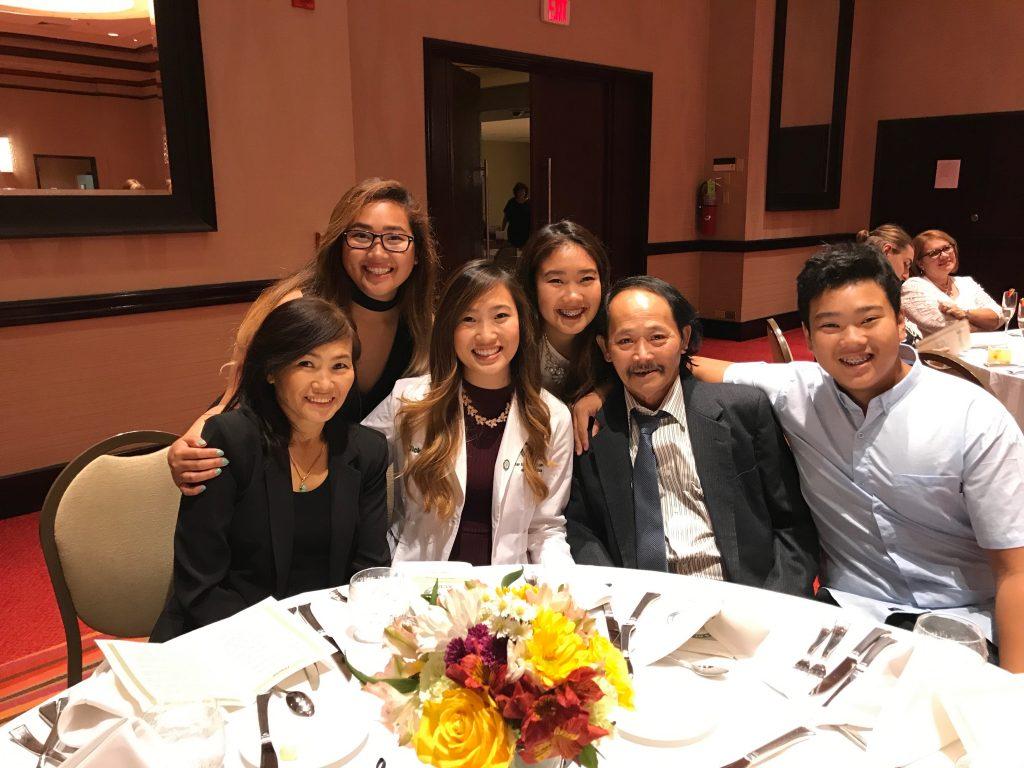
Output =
[{"x1": 461, "y1": 391, "x2": 511, "y2": 429}]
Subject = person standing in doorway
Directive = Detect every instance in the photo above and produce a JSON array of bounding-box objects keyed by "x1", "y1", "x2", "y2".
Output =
[{"x1": 502, "y1": 182, "x2": 532, "y2": 255}]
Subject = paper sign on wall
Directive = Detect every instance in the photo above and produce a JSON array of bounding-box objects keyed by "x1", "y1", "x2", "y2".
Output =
[{"x1": 934, "y1": 159, "x2": 961, "y2": 189}]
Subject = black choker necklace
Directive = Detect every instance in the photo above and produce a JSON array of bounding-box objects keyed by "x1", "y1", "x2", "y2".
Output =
[{"x1": 350, "y1": 286, "x2": 401, "y2": 312}]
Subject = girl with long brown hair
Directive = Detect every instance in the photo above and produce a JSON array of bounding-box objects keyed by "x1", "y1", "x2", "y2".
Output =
[
  {"x1": 363, "y1": 260, "x2": 574, "y2": 566},
  {"x1": 168, "y1": 178, "x2": 439, "y2": 494}
]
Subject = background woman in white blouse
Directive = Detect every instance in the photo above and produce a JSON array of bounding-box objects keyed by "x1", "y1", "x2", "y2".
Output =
[{"x1": 900, "y1": 229, "x2": 1002, "y2": 336}]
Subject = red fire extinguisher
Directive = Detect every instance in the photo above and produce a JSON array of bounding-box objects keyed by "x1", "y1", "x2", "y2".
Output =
[{"x1": 697, "y1": 179, "x2": 718, "y2": 237}]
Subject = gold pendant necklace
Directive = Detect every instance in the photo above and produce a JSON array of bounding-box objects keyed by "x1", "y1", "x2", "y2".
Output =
[
  {"x1": 461, "y1": 391, "x2": 511, "y2": 428},
  {"x1": 289, "y1": 441, "x2": 325, "y2": 492}
]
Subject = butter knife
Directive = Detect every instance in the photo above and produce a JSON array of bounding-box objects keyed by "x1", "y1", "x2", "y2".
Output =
[
  {"x1": 810, "y1": 627, "x2": 890, "y2": 696},
  {"x1": 296, "y1": 603, "x2": 351, "y2": 680},
  {"x1": 823, "y1": 635, "x2": 897, "y2": 707},
  {"x1": 256, "y1": 693, "x2": 278, "y2": 768},
  {"x1": 720, "y1": 726, "x2": 814, "y2": 768}
]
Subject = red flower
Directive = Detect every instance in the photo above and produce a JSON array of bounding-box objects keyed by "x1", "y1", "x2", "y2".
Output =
[
  {"x1": 491, "y1": 666, "x2": 542, "y2": 720},
  {"x1": 517, "y1": 668, "x2": 609, "y2": 762},
  {"x1": 445, "y1": 653, "x2": 489, "y2": 691}
]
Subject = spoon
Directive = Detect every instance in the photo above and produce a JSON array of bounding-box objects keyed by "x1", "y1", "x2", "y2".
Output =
[
  {"x1": 674, "y1": 659, "x2": 729, "y2": 678},
  {"x1": 272, "y1": 686, "x2": 315, "y2": 717}
]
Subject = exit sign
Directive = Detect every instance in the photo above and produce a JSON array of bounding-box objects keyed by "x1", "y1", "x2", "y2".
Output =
[{"x1": 542, "y1": 0, "x2": 570, "y2": 25}]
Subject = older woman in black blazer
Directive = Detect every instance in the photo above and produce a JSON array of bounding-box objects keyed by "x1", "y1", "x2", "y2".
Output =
[{"x1": 151, "y1": 298, "x2": 390, "y2": 641}]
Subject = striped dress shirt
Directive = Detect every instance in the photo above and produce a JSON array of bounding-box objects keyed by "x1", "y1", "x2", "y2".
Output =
[{"x1": 625, "y1": 378, "x2": 725, "y2": 580}]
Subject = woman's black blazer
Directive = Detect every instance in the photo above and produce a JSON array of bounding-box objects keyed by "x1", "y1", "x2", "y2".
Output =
[{"x1": 151, "y1": 408, "x2": 390, "y2": 641}]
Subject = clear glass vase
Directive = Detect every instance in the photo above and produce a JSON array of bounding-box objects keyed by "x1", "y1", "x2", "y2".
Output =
[{"x1": 511, "y1": 753, "x2": 565, "y2": 768}]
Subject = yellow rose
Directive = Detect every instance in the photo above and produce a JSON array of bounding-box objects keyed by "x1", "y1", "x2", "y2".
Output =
[
  {"x1": 587, "y1": 633, "x2": 634, "y2": 709},
  {"x1": 524, "y1": 609, "x2": 588, "y2": 687},
  {"x1": 413, "y1": 688, "x2": 513, "y2": 768}
]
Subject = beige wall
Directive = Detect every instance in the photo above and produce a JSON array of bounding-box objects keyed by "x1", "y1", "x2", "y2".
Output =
[
  {"x1": 347, "y1": 0, "x2": 711, "y2": 245},
  {"x1": 0, "y1": 0, "x2": 357, "y2": 477},
  {"x1": 1, "y1": 89, "x2": 166, "y2": 191}
]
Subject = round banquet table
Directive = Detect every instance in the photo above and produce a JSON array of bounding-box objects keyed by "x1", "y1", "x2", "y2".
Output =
[
  {"x1": 1, "y1": 565, "x2": 994, "y2": 768},
  {"x1": 959, "y1": 330, "x2": 1024, "y2": 430}
]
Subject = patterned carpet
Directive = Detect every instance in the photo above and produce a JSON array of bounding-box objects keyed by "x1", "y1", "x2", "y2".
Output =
[{"x1": 0, "y1": 630, "x2": 108, "y2": 725}]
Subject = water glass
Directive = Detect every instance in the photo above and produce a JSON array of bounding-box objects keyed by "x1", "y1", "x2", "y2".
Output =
[
  {"x1": 1017, "y1": 298, "x2": 1024, "y2": 335},
  {"x1": 134, "y1": 700, "x2": 225, "y2": 768},
  {"x1": 1001, "y1": 289, "x2": 1017, "y2": 332},
  {"x1": 349, "y1": 566, "x2": 412, "y2": 643},
  {"x1": 912, "y1": 613, "x2": 988, "y2": 661}
]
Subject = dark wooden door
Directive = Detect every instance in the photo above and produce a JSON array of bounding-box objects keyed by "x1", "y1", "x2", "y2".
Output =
[
  {"x1": 871, "y1": 111, "x2": 1024, "y2": 295},
  {"x1": 424, "y1": 39, "x2": 651, "y2": 282}
]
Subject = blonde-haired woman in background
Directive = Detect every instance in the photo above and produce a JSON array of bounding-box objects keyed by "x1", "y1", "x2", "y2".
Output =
[
  {"x1": 168, "y1": 178, "x2": 439, "y2": 495},
  {"x1": 901, "y1": 229, "x2": 1002, "y2": 336},
  {"x1": 364, "y1": 259, "x2": 574, "y2": 566},
  {"x1": 857, "y1": 223, "x2": 922, "y2": 343}
]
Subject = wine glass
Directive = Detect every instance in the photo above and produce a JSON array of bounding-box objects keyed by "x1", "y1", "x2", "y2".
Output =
[
  {"x1": 1001, "y1": 289, "x2": 1017, "y2": 332},
  {"x1": 913, "y1": 613, "x2": 988, "y2": 660}
]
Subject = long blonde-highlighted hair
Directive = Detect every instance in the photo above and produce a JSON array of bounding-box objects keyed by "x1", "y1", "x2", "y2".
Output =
[
  {"x1": 397, "y1": 260, "x2": 551, "y2": 520},
  {"x1": 229, "y1": 179, "x2": 438, "y2": 383}
]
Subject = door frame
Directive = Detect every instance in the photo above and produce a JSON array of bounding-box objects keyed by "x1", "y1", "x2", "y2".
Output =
[{"x1": 423, "y1": 38, "x2": 652, "y2": 279}]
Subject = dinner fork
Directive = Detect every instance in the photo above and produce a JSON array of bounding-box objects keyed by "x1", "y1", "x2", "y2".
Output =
[
  {"x1": 809, "y1": 624, "x2": 848, "y2": 677},
  {"x1": 793, "y1": 625, "x2": 832, "y2": 673},
  {"x1": 9, "y1": 726, "x2": 65, "y2": 765}
]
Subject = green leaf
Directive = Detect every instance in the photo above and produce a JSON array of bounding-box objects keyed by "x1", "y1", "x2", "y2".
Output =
[
  {"x1": 420, "y1": 579, "x2": 440, "y2": 606},
  {"x1": 573, "y1": 743, "x2": 599, "y2": 768},
  {"x1": 501, "y1": 567, "x2": 525, "y2": 587},
  {"x1": 344, "y1": 654, "x2": 420, "y2": 694}
]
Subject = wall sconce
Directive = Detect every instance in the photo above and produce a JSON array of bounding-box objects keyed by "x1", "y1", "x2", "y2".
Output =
[{"x1": 0, "y1": 137, "x2": 13, "y2": 173}]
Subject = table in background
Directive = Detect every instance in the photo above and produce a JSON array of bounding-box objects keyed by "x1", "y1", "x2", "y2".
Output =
[{"x1": 959, "y1": 331, "x2": 1024, "y2": 430}]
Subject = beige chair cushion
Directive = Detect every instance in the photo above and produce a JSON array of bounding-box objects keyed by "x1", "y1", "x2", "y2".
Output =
[{"x1": 54, "y1": 447, "x2": 180, "y2": 636}]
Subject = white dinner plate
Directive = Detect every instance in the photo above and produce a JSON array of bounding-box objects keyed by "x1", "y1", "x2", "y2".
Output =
[
  {"x1": 229, "y1": 678, "x2": 377, "y2": 767},
  {"x1": 615, "y1": 664, "x2": 722, "y2": 746}
]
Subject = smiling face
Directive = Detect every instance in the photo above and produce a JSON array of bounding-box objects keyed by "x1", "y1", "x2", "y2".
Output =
[
  {"x1": 600, "y1": 288, "x2": 690, "y2": 410},
  {"x1": 272, "y1": 338, "x2": 355, "y2": 436},
  {"x1": 804, "y1": 279, "x2": 908, "y2": 409},
  {"x1": 535, "y1": 244, "x2": 603, "y2": 348},
  {"x1": 454, "y1": 284, "x2": 521, "y2": 388},
  {"x1": 917, "y1": 237, "x2": 958, "y2": 284},
  {"x1": 341, "y1": 200, "x2": 416, "y2": 301}
]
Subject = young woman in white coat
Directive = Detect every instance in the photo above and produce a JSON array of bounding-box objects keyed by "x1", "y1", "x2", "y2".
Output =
[{"x1": 363, "y1": 260, "x2": 574, "y2": 566}]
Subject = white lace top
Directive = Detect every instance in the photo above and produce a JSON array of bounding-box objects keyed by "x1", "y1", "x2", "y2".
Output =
[
  {"x1": 901, "y1": 275, "x2": 1001, "y2": 336},
  {"x1": 540, "y1": 336, "x2": 570, "y2": 393}
]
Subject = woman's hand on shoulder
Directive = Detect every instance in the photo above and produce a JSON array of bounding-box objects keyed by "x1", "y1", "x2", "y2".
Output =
[
  {"x1": 571, "y1": 390, "x2": 605, "y2": 455},
  {"x1": 168, "y1": 435, "x2": 227, "y2": 496}
]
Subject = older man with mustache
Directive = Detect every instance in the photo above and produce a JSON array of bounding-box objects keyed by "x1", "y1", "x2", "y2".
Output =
[{"x1": 563, "y1": 276, "x2": 819, "y2": 597}]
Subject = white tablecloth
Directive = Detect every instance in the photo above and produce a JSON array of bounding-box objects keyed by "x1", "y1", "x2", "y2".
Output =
[
  {"x1": 1, "y1": 566, "x2": 987, "y2": 768},
  {"x1": 959, "y1": 331, "x2": 1024, "y2": 430}
]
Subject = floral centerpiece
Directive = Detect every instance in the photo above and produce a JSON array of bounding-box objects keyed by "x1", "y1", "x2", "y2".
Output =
[{"x1": 352, "y1": 570, "x2": 633, "y2": 768}]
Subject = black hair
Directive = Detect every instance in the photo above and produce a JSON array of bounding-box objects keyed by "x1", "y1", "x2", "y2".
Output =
[
  {"x1": 604, "y1": 275, "x2": 703, "y2": 368},
  {"x1": 224, "y1": 296, "x2": 360, "y2": 456},
  {"x1": 513, "y1": 182, "x2": 528, "y2": 195},
  {"x1": 797, "y1": 242, "x2": 902, "y2": 327}
]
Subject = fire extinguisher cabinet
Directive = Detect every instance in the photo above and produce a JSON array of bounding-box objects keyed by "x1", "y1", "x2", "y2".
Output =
[{"x1": 697, "y1": 179, "x2": 718, "y2": 237}]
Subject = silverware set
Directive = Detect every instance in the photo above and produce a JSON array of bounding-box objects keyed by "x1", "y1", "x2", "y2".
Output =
[
  {"x1": 793, "y1": 622, "x2": 848, "y2": 678},
  {"x1": 8, "y1": 696, "x2": 72, "y2": 765},
  {"x1": 603, "y1": 591, "x2": 660, "y2": 675}
]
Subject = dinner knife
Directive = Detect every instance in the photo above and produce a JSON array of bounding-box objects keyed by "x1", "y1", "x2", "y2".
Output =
[
  {"x1": 823, "y1": 635, "x2": 898, "y2": 707},
  {"x1": 256, "y1": 692, "x2": 278, "y2": 768},
  {"x1": 619, "y1": 591, "x2": 661, "y2": 674},
  {"x1": 719, "y1": 726, "x2": 814, "y2": 768},
  {"x1": 810, "y1": 627, "x2": 890, "y2": 696},
  {"x1": 296, "y1": 603, "x2": 351, "y2": 680}
]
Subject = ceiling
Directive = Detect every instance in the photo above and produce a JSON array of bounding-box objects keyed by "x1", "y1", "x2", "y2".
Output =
[
  {"x1": 0, "y1": 0, "x2": 154, "y2": 48},
  {"x1": 481, "y1": 117, "x2": 530, "y2": 143}
]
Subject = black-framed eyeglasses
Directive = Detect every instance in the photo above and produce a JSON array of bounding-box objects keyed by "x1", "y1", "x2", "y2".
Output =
[
  {"x1": 342, "y1": 229, "x2": 415, "y2": 253},
  {"x1": 923, "y1": 243, "x2": 955, "y2": 260}
]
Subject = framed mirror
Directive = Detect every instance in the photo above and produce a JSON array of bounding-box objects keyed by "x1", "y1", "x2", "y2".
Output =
[
  {"x1": 0, "y1": 0, "x2": 215, "y2": 238},
  {"x1": 766, "y1": 0, "x2": 854, "y2": 211}
]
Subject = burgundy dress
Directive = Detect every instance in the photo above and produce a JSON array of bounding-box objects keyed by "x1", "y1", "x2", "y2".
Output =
[{"x1": 449, "y1": 382, "x2": 513, "y2": 566}]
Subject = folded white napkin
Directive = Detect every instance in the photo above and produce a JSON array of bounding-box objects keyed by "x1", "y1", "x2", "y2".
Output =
[
  {"x1": 58, "y1": 665, "x2": 140, "y2": 750},
  {"x1": 628, "y1": 592, "x2": 720, "y2": 668},
  {"x1": 868, "y1": 636, "x2": 988, "y2": 766},
  {"x1": 58, "y1": 717, "x2": 152, "y2": 768},
  {"x1": 938, "y1": 668, "x2": 1024, "y2": 766}
]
